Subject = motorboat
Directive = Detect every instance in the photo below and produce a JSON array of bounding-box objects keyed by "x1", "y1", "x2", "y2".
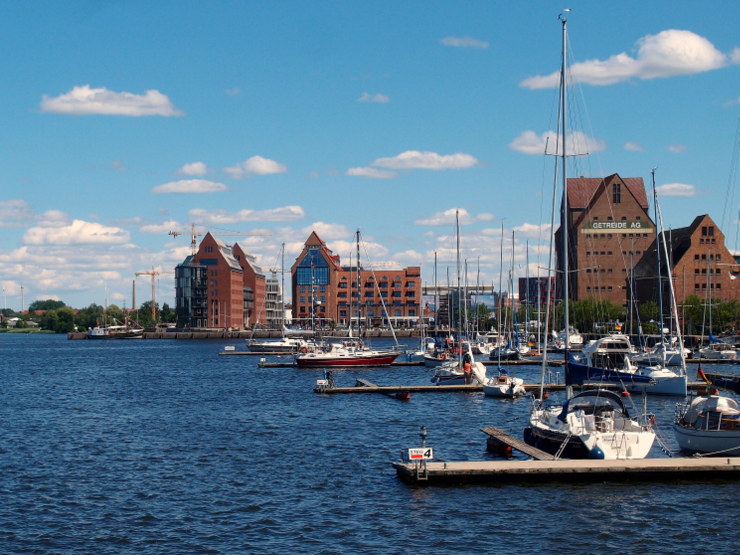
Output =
[
  {"x1": 525, "y1": 389, "x2": 656, "y2": 459},
  {"x1": 482, "y1": 368, "x2": 526, "y2": 398},
  {"x1": 247, "y1": 336, "x2": 308, "y2": 353},
  {"x1": 430, "y1": 342, "x2": 487, "y2": 385},
  {"x1": 86, "y1": 323, "x2": 144, "y2": 339},
  {"x1": 695, "y1": 342, "x2": 737, "y2": 360},
  {"x1": 631, "y1": 340, "x2": 691, "y2": 365},
  {"x1": 673, "y1": 393, "x2": 740, "y2": 456}
]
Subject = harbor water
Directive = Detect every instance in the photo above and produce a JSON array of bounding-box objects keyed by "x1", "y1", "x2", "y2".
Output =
[{"x1": 1, "y1": 334, "x2": 738, "y2": 553}]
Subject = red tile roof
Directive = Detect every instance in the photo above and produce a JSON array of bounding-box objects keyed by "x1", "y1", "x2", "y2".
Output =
[{"x1": 567, "y1": 174, "x2": 648, "y2": 209}]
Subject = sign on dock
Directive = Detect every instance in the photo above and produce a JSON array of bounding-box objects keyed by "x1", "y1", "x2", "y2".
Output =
[{"x1": 408, "y1": 448, "x2": 433, "y2": 461}]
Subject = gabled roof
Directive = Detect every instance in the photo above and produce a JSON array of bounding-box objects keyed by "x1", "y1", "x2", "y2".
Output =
[{"x1": 567, "y1": 174, "x2": 649, "y2": 210}]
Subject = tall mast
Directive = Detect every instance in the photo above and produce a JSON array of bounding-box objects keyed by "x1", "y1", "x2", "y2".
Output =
[
  {"x1": 651, "y1": 169, "x2": 666, "y2": 348},
  {"x1": 356, "y1": 229, "x2": 362, "y2": 336},
  {"x1": 559, "y1": 12, "x2": 570, "y2": 357}
]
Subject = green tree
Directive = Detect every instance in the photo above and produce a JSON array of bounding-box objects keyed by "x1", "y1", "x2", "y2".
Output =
[{"x1": 28, "y1": 299, "x2": 66, "y2": 311}]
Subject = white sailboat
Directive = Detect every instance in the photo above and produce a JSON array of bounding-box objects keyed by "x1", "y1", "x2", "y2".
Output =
[
  {"x1": 674, "y1": 392, "x2": 740, "y2": 456},
  {"x1": 524, "y1": 13, "x2": 655, "y2": 459}
]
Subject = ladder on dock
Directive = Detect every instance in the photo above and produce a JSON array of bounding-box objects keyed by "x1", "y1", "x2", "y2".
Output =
[{"x1": 480, "y1": 426, "x2": 556, "y2": 460}]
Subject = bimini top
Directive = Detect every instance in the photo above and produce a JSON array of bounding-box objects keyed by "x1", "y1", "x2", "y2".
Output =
[{"x1": 558, "y1": 389, "x2": 629, "y2": 422}]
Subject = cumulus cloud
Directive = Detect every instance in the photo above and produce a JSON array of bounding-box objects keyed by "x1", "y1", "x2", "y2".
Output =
[
  {"x1": 224, "y1": 155, "x2": 287, "y2": 179},
  {"x1": 372, "y1": 150, "x2": 479, "y2": 170},
  {"x1": 0, "y1": 199, "x2": 34, "y2": 228},
  {"x1": 189, "y1": 205, "x2": 305, "y2": 225},
  {"x1": 177, "y1": 162, "x2": 208, "y2": 176},
  {"x1": 624, "y1": 142, "x2": 645, "y2": 152},
  {"x1": 301, "y1": 222, "x2": 351, "y2": 240},
  {"x1": 667, "y1": 144, "x2": 687, "y2": 153},
  {"x1": 151, "y1": 179, "x2": 227, "y2": 194},
  {"x1": 414, "y1": 208, "x2": 489, "y2": 226},
  {"x1": 520, "y1": 29, "x2": 729, "y2": 89},
  {"x1": 139, "y1": 219, "x2": 183, "y2": 234},
  {"x1": 509, "y1": 130, "x2": 605, "y2": 155},
  {"x1": 440, "y1": 36, "x2": 489, "y2": 49},
  {"x1": 513, "y1": 222, "x2": 553, "y2": 238},
  {"x1": 346, "y1": 167, "x2": 397, "y2": 179},
  {"x1": 655, "y1": 183, "x2": 697, "y2": 197},
  {"x1": 40, "y1": 85, "x2": 183, "y2": 116},
  {"x1": 37, "y1": 210, "x2": 69, "y2": 227},
  {"x1": 357, "y1": 92, "x2": 390, "y2": 103},
  {"x1": 24, "y1": 220, "x2": 130, "y2": 245}
]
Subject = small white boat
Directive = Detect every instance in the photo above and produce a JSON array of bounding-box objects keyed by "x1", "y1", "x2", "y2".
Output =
[
  {"x1": 483, "y1": 368, "x2": 526, "y2": 398},
  {"x1": 430, "y1": 343, "x2": 487, "y2": 385},
  {"x1": 673, "y1": 393, "x2": 740, "y2": 456},
  {"x1": 247, "y1": 336, "x2": 307, "y2": 353},
  {"x1": 631, "y1": 340, "x2": 691, "y2": 365}
]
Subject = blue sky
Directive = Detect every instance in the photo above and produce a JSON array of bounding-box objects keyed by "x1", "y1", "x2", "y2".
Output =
[{"x1": 1, "y1": 0, "x2": 738, "y2": 311}]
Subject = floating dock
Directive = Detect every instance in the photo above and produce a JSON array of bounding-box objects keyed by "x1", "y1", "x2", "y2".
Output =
[
  {"x1": 392, "y1": 456, "x2": 740, "y2": 485},
  {"x1": 313, "y1": 381, "x2": 708, "y2": 395}
]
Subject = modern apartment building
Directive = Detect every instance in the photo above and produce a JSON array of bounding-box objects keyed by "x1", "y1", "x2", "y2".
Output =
[
  {"x1": 290, "y1": 231, "x2": 422, "y2": 328},
  {"x1": 175, "y1": 232, "x2": 279, "y2": 329}
]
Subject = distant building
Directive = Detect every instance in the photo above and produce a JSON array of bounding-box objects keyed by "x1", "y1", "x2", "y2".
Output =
[
  {"x1": 518, "y1": 277, "x2": 556, "y2": 307},
  {"x1": 174, "y1": 232, "x2": 278, "y2": 329},
  {"x1": 632, "y1": 214, "x2": 740, "y2": 314},
  {"x1": 556, "y1": 174, "x2": 656, "y2": 307},
  {"x1": 290, "y1": 231, "x2": 422, "y2": 328}
]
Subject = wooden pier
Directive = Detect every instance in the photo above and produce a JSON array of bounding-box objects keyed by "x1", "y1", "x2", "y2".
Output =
[
  {"x1": 392, "y1": 456, "x2": 740, "y2": 485},
  {"x1": 480, "y1": 426, "x2": 556, "y2": 460}
]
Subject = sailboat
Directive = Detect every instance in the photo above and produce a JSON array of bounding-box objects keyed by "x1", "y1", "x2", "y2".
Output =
[
  {"x1": 247, "y1": 243, "x2": 310, "y2": 353},
  {"x1": 673, "y1": 391, "x2": 740, "y2": 456},
  {"x1": 524, "y1": 13, "x2": 655, "y2": 459},
  {"x1": 294, "y1": 230, "x2": 400, "y2": 368},
  {"x1": 483, "y1": 229, "x2": 526, "y2": 397}
]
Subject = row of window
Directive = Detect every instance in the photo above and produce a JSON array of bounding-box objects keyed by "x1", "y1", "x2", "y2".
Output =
[
  {"x1": 592, "y1": 214, "x2": 642, "y2": 221},
  {"x1": 694, "y1": 253, "x2": 722, "y2": 261},
  {"x1": 587, "y1": 233, "x2": 650, "y2": 239}
]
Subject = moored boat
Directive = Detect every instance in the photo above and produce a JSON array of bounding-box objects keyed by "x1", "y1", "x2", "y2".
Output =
[{"x1": 673, "y1": 393, "x2": 740, "y2": 456}]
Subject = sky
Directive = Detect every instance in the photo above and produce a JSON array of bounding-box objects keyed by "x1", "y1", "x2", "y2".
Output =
[{"x1": 1, "y1": 0, "x2": 739, "y2": 311}]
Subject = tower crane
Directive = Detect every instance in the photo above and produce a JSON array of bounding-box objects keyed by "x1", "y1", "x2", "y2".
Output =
[
  {"x1": 135, "y1": 266, "x2": 173, "y2": 323},
  {"x1": 168, "y1": 223, "x2": 270, "y2": 255}
]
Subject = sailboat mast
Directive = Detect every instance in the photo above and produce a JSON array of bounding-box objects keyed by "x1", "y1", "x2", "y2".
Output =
[
  {"x1": 356, "y1": 229, "x2": 362, "y2": 336},
  {"x1": 651, "y1": 169, "x2": 666, "y2": 345},
  {"x1": 560, "y1": 13, "x2": 570, "y2": 356}
]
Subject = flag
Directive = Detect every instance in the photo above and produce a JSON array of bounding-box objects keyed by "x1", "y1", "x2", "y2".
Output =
[
  {"x1": 615, "y1": 322, "x2": 622, "y2": 331},
  {"x1": 697, "y1": 366, "x2": 711, "y2": 385},
  {"x1": 730, "y1": 270, "x2": 739, "y2": 280}
]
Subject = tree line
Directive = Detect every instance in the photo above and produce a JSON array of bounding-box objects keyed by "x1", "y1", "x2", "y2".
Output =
[{"x1": 0, "y1": 299, "x2": 176, "y2": 334}]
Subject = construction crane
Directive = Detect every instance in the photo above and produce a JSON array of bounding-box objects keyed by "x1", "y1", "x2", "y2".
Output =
[
  {"x1": 168, "y1": 223, "x2": 270, "y2": 255},
  {"x1": 135, "y1": 266, "x2": 173, "y2": 323}
]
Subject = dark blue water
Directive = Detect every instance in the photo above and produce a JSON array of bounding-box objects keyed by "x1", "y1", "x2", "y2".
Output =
[{"x1": 1, "y1": 334, "x2": 738, "y2": 553}]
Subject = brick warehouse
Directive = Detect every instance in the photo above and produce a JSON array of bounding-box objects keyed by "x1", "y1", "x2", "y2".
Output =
[
  {"x1": 632, "y1": 213, "x2": 740, "y2": 310},
  {"x1": 556, "y1": 173, "x2": 656, "y2": 307},
  {"x1": 291, "y1": 231, "x2": 422, "y2": 328}
]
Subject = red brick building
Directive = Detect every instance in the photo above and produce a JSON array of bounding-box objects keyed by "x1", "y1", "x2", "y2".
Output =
[
  {"x1": 633, "y1": 214, "x2": 740, "y2": 309},
  {"x1": 556, "y1": 174, "x2": 656, "y2": 307},
  {"x1": 176, "y1": 232, "x2": 269, "y2": 329},
  {"x1": 291, "y1": 231, "x2": 422, "y2": 328}
]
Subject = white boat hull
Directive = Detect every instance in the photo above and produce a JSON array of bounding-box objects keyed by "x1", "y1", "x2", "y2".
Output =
[{"x1": 673, "y1": 424, "x2": 740, "y2": 456}]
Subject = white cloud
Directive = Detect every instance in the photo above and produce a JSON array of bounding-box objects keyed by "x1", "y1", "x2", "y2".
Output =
[
  {"x1": 346, "y1": 167, "x2": 397, "y2": 179},
  {"x1": 414, "y1": 208, "x2": 487, "y2": 226},
  {"x1": 301, "y1": 222, "x2": 351, "y2": 240},
  {"x1": 189, "y1": 205, "x2": 305, "y2": 225},
  {"x1": 40, "y1": 85, "x2": 183, "y2": 116},
  {"x1": 24, "y1": 220, "x2": 130, "y2": 245},
  {"x1": 724, "y1": 96, "x2": 740, "y2": 107},
  {"x1": 357, "y1": 92, "x2": 390, "y2": 103},
  {"x1": 440, "y1": 36, "x2": 489, "y2": 49},
  {"x1": 0, "y1": 199, "x2": 34, "y2": 228},
  {"x1": 624, "y1": 142, "x2": 645, "y2": 152},
  {"x1": 151, "y1": 179, "x2": 227, "y2": 193},
  {"x1": 520, "y1": 29, "x2": 728, "y2": 89},
  {"x1": 226, "y1": 88, "x2": 240, "y2": 96},
  {"x1": 372, "y1": 150, "x2": 479, "y2": 170},
  {"x1": 655, "y1": 183, "x2": 697, "y2": 197},
  {"x1": 139, "y1": 219, "x2": 183, "y2": 234},
  {"x1": 37, "y1": 210, "x2": 69, "y2": 227},
  {"x1": 177, "y1": 162, "x2": 208, "y2": 176},
  {"x1": 224, "y1": 155, "x2": 287, "y2": 179},
  {"x1": 513, "y1": 222, "x2": 553, "y2": 239},
  {"x1": 509, "y1": 130, "x2": 605, "y2": 155},
  {"x1": 667, "y1": 144, "x2": 687, "y2": 153}
]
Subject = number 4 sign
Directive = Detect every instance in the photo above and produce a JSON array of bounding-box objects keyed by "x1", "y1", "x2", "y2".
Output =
[{"x1": 408, "y1": 448, "x2": 433, "y2": 460}]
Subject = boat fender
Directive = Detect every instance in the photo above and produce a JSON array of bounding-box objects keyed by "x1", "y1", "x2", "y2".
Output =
[
  {"x1": 299, "y1": 346, "x2": 308, "y2": 353},
  {"x1": 439, "y1": 353, "x2": 447, "y2": 360},
  {"x1": 620, "y1": 390, "x2": 630, "y2": 397}
]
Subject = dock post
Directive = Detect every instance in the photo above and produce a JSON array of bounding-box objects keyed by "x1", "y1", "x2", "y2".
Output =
[{"x1": 416, "y1": 426, "x2": 429, "y2": 481}]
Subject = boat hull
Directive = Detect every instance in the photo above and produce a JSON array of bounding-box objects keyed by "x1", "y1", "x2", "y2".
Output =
[
  {"x1": 295, "y1": 353, "x2": 399, "y2": 368},
  {"x1": 673, "y1": 424, "x2": 740, "y2": 456}
]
